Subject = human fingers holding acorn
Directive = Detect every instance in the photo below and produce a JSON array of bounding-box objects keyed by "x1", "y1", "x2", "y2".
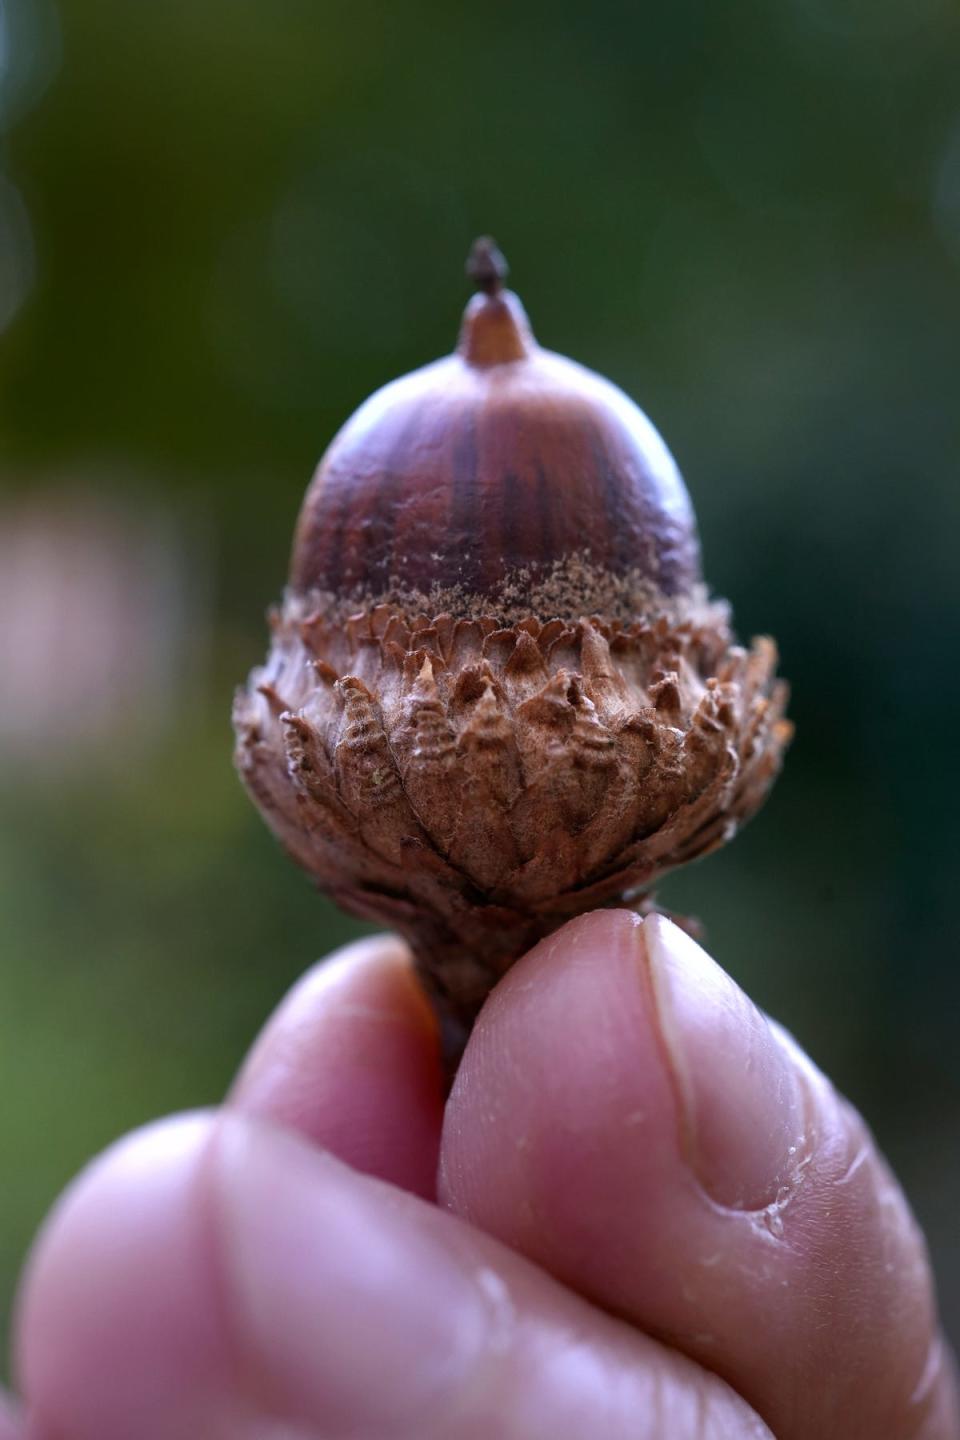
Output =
[
  {"x1": 12, "y1": 922, "x2": 959, "y2": 1438},
  {"x1": 7, "y1": 246, "x2": 957, "y2": 1439}
]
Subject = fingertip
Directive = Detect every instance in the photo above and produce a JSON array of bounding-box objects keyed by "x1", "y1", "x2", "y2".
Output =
[
  {"x1": 440, "y1": 907, "x2": 958, "y2": 1440},
  {"x1": 231, "y1": 932, "x2": 444, "y2": 1197},
  {"x1": 15, "y1": 1114, "x2": 230, "y2": 1440}
]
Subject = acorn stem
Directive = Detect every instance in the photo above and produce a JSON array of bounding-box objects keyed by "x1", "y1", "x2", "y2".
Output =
[
  {"x1": 466, "y1": 235, "x2": 508, "y2": 296},
  {"x1": 458, "y1": 237, "x2": 533, "y2": 366}
]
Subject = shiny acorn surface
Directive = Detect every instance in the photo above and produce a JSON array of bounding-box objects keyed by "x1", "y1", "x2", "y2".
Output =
[{"x1": 291, "y1": 238, "x2": 700, "y2": 614}]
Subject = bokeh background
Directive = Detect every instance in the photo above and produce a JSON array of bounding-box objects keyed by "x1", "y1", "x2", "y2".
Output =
[{"x1": 1, "y1": 0, "x2": 959, "y2": 1367}]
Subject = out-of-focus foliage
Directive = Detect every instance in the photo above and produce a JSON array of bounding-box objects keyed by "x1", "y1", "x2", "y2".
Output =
[{"x1": 1, "y1": 0, "x2": 958, "y2": 1362}]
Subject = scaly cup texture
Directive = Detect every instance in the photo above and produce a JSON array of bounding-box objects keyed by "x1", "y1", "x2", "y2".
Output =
[{"x1": 234, "y1": 240, "x2": 791, "y2": 1035}]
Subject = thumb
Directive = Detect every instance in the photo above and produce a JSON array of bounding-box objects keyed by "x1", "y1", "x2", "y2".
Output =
[{"x1": 440, "y1": 909, "x2": 960, "y2": 1440}]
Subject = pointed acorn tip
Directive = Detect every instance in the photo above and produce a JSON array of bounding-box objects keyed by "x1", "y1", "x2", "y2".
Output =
[
  {"x1": 466, "y1": 236, "x2": 508, "y2": 296},
  {"x1": 459, "y1": 236, "x2": 533, "y2": 366}
]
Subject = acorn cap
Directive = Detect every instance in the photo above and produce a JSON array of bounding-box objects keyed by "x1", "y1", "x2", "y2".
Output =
[{"x1": 291, "y1": 238, "x2": 700, "y2": 615}]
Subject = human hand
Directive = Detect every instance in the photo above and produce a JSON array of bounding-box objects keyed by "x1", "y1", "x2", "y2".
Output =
[{"x1": 6, "y1": 912, "x2": 959, "y2": 1438}]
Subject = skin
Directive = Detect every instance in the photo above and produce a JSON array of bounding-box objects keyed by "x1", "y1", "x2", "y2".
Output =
[{"x1": 7, "y1": 911, "x2": 959, "y2": 1439}]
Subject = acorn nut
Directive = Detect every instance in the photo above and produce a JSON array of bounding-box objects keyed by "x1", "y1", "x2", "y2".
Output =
[{"x1": 233, "y1": 238, "x2": 792, "y2": 1041}]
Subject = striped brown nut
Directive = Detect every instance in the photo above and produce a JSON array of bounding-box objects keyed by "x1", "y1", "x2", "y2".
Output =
[{"x1": 234, "y1": 238, "x2": 792, "y2": 1044}]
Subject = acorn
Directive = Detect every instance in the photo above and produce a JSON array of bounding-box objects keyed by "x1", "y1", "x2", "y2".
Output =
[{"x1": 234, "y1": 238, "x2": 792, "y2": 1043}]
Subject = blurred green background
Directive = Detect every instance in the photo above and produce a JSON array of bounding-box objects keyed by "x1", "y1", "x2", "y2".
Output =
[{"x1": 1, "y1": 0, "x2": 959, "y2": 1367}]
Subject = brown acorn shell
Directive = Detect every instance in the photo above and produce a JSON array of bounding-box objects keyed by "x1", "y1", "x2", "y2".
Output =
[
  {"x1": 290, "y1": 289, "x2": 702, "y2": 608},
  {"x1": 233, "y1": 587, "x2": 791, "y2": 1034}
]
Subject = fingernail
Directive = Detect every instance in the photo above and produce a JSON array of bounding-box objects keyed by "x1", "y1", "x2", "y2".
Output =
[
  {"x1": 213, "y1": 1117, "x2": 484, "y2": 1433},
  {"x1": 642, "y1": 915, "x2": 807, "y2": 1210}
]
